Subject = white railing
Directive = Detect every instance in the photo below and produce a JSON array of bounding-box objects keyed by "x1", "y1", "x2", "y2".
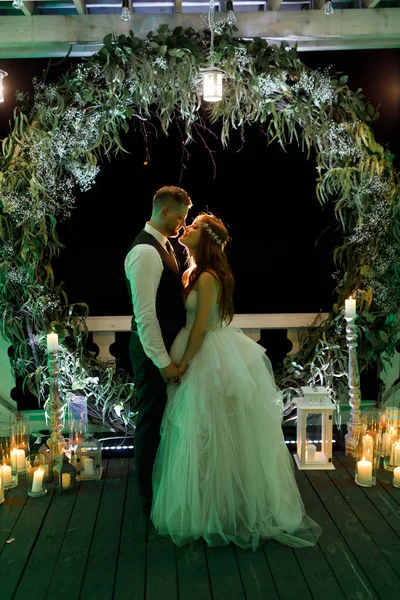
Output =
[
  {"x1": 87, "y1": 313, "x2": 330, "y2": 362},
  {"x1": 86, "y1": 313, "x2": 400, "y2": 410},
  {"x1": 1, "y1": 312, "x2": 398, "y2": 425}
]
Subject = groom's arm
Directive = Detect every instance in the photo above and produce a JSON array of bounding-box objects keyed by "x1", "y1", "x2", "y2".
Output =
[{"x1": 125, "y1": 244, "x2": 172, "y2": 369}]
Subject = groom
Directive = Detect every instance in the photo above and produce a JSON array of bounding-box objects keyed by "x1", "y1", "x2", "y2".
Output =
[{"x1": 125, "y1": 186, "x2": 192, "y2": 514}]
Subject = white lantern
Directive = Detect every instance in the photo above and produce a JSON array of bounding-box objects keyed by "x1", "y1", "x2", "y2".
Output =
[
  {"x1": 201, "y1": 67, "x2": 224, "y2": 102},
  {"x1": 73, "y1": 433, "x2": 103, "y2": 481},
  {"x1": 294, "y1": 386, "x2": 335, "y2": 470},
  {"x1": 0, "y1": 70, "x2": 8, "y2": 103}
]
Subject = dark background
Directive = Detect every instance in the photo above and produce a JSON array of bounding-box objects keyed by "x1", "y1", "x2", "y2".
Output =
[{"x1": 1, "y1": 48, "x2": 398, "y2": 407}]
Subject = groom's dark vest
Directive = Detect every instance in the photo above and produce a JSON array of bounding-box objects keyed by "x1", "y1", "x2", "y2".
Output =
[{"x1": 125, "y1": 230, "x2": 186, "y2": 353}]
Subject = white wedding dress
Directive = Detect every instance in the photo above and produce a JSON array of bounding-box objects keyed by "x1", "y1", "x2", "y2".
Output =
[{"x1": 151, "y1": 290, "x2": 321, "y2": 551}]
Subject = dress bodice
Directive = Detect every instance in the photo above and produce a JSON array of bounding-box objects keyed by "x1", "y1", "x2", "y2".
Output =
[{"x1": 184, "y1": 289, "x2": 222, "y2": 331}]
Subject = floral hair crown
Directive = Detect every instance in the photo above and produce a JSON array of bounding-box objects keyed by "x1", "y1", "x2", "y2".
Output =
[{"x1": 201, "y1": 221, "x2": 223, "y2": 246}]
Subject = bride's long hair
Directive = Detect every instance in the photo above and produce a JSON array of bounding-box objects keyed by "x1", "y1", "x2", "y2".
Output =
[{"x1": 183, "y1": 213, "x2": 235, "y2": 325}]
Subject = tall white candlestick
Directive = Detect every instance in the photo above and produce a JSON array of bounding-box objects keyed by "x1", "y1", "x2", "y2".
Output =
[
  {"x1": 345, "y1": 297, "x2": 356, "y2": 316},
  {"x1": 47, "y1": 332, "x2": 59, "y2": 353}
]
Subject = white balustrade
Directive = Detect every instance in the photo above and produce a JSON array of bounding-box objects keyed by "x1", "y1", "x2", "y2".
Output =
[{"x1": 86, "y1": 312, "x2": 330, "y2": 361}]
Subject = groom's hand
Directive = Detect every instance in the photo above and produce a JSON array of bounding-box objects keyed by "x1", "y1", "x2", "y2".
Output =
[{"x1": 160, "y1": 362, "x2": 181, "y2": 385}]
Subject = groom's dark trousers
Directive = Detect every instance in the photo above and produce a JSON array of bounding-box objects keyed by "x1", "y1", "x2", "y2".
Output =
[
  {"x1": 129, "y1": 333, "x2": 168, "y2": 507},
  {"x1": 126, "y1": 230, "x2": 185, "y2": 509}
]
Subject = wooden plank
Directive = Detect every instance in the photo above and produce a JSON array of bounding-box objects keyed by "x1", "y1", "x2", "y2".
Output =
[
  {"x1": 338, "y1": 453, "x2": 400, "y2": 537},
  {"x1": 146, "y1": 521, "x2": 178, "y2": 600},
  {"x1": 114, "y1": 458, "x2": 148, "y2": 600},
  {"x1": 293, "y1": 470, "x2": 347, "y2": 599},
  {"x1": 235, "y1": 545, "x2": 279, "y2": 599},
  {"x1": 263, "y1": 541, "x2": 312, "y2": 600},
  {"x1": 0, "y1": 486, "x2": 28, "y2": 551},
  {"x1": 376, "y1": 464, "x2": 400, "y2": 507},
  {"x1": 297, "y1": 468, "x2": 377, "y2": 600},
  {"x1": 46, "y1": 460, "x2": 108, "y2": 600},
  {"x1": 176, "y1": 539, "x2": 212, "y2": 599},
  {"x1": 0, "y1": 489, "x2": 52, "y2": 600},
  {"x1": 329, "y1": 454, "x2": 400, "y2": 580},
  {"x1": 205, "y1": 544, "x2": 245, "y2": 600},
  {"x1": 79, "y1": 458, "x2": 130, "y2": 600},
  {"x1": 13, "y1": 489, "x2": 78, "y2": 600},
  {"x1": 306, "y1": 459, "x2": 400, "y2": 599}
]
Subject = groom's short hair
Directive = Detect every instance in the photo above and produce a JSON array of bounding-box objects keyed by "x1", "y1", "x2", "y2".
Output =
[{"x1": 152, "y1": 186, "x2": 192, "y2": 212}]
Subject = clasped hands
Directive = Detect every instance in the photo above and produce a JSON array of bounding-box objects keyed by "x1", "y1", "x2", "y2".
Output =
[{"x1": 160, "y1": 362, "x2": 187, "y2": 386}]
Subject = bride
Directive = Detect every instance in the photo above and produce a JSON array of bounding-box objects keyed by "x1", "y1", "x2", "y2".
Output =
[{"x1": 150, "y1": 212, "x2": 321, "y2": 551}]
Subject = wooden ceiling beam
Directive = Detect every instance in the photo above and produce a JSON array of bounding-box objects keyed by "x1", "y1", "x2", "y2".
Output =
[{"x1": 0, "y1": 10, "x2": 399, "y2": 57}]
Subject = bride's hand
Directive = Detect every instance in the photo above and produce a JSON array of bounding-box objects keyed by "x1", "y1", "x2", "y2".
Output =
[{"x1": 178, "y1": 365, "x2": 187, "y2": 377}]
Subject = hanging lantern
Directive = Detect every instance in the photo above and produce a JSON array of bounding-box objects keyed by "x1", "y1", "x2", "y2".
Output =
[
  {"x1": 0, "y1": 70, "x2": 7, "y2": 103},
  {"x1": 201, "y1": 67, "x2": 224, "y2": 103}
]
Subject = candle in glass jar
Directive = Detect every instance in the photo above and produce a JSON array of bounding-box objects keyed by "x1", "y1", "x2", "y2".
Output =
[
  {"x1": 83, "y1": 457, "x2": 94, "y2": 476},
  {"x1": 357, "y1": 457, "x2": 373, "y2": 484},
  {"x1": 31, "y1": 468, "x2": 44, "y2": 494},
  {"x1": 390, "y1": 442, "x2": 400, "y2": 467},
  {"x1": 362, "y1": 434, "x2": 374, "y2": 457},
  {"x1": 393, "y1": 466, "x2": 400, "y2": 485},
  {"x1": 11, "y1": 448, "x2": 26, "y2": 472},
  {"x1": 61, "y1": 473, "x2": 71, "y2": 489},
  {"x1": 345, "y1": 297, "x2": 356, "y2": 316},
  {"x1": 2, "y1": 464, "x2": 12, "y2": 484}
]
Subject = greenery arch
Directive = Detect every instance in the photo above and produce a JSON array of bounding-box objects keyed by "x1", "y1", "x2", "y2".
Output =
[{"x1": 0, "y1": 23, "x2": 399, "y2": 434}]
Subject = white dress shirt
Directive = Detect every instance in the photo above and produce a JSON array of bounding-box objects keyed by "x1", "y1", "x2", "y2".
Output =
[{"x1": 124, "y1": 223, "x2": 172, "y2": 369}]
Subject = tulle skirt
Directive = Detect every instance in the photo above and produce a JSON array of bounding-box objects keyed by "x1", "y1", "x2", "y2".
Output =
[{"x1": 151, "y1": 325, "x2": 321, "y2": 551}]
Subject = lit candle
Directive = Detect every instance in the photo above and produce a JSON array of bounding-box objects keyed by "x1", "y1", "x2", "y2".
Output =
[
  {"x1": 0, "y1": 469, "x2": 3, "y2": 504},
  {"x1": 390, "y1": 442, "x2": 400, "y2": 467},
  {"x1": 357, "y1": 457, "x2": 373, "y2": 484},
  {"x1": 31, "y1": 468, "x2": 44, "y2": 494},
  {"x1": 61, "y1": 473, "x2": 71, "y2": 489},
  {"x1": 393, "y1": 466, "x2": 400, "y2": 486},
  {"x1": 2, "y1": 464, "x2": 12, "y2": 485},
  {"x1": 39, "y1": 463, "x2": 50, "y2": 479},
  {"x1": 47, "y1": 332, "x2": 58, "y2": 353},
  {"x1": 11, "y1": 448, "x2": 26, "y2": 473},
  {"x1": 381, "y1": 432, "x2": 389, "y2": 455},
  {"x1": 306, "y1": 444, "x2": 317, "y2": 462},
  {"x1": 362, "y1": 434, "x2": 374, "y2": 457},
  {"x1": 345, "y1": 297, "x2": 356, "y2": 316},
  {"x1": 83, "y1": 457, "x2": 94, "y2": 476}
]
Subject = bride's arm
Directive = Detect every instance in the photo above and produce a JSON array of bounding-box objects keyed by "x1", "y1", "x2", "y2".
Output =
[{"x1": 178, "y1": 271, "x2": 218, "y2": 374}]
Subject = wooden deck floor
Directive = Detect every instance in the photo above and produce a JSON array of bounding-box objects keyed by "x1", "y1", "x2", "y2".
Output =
[{"x1": 1, "y1": 451, "x2": 400, "y2": 600}]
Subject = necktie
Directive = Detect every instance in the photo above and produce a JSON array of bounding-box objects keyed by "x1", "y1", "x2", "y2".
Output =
[{"x1": 165, "y1": 240, "x2": 179, "y2": 272}]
